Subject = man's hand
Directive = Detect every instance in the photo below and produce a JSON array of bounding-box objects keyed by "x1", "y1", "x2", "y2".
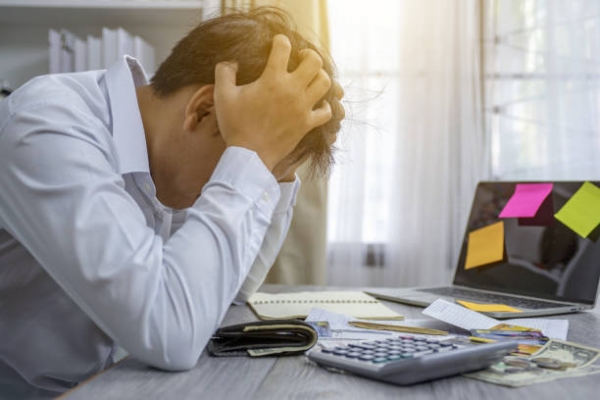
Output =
[{"x1": 214, "y1": 34, "x2": 333, "y2": 171}]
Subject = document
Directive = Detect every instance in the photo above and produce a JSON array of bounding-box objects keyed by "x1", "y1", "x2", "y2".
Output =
[{"x1": 423, "y1": 299, "x2": 568, "y2": 339}]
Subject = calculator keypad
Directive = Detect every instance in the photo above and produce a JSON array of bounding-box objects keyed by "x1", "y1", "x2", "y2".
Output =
[{"x1": 322, "y1": 336, "x2": 458, "y2": 364}]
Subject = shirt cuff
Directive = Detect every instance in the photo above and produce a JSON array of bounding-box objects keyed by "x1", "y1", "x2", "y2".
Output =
[
  {"x1": 204, "y1": 146, "x2": 281, "y2": 214},
  {"x1": 275, "y1": 176, "x2": 301, "y2": 213}
]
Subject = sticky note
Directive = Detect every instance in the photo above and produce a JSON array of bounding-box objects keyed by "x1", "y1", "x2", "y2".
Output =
[
  {"x1": 554, "y1": 181, "x2": 600, "y2": 238},
  {"x1": 464, "y1": 221, "x2": 505, "y2": 270},
  {"x1": 499, "y1": 183, "x2": 553, "y2": 218},
  {"x1": 457, "y1": 300, "x2": 522, "y2": 313}
]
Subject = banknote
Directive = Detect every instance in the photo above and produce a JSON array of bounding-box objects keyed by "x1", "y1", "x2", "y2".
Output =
[{"x1": 463, "y1": 339, "x2": 600, "y2": 387}]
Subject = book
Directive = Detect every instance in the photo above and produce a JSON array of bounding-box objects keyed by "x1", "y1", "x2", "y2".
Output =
[
  {"x1": 102, "y1": 27, "x2": 118, "y2": 68},
  {"x1": 248, "y1": 291, "x2": 404, "y2": 320},
  {"x1": 73, "y1": 36, "x2": 87, "y2": 72},
  {"x1": 59, "y1": 29, "x2": 76, "y2": 73},
  {"x1": 48, "y1": 29, "x2": 61, "y2": 74}
]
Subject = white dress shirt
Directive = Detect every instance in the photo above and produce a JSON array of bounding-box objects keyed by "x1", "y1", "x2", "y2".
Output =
[{"x1": 0, "y1": 56, "x2": 299, "y2": 396}]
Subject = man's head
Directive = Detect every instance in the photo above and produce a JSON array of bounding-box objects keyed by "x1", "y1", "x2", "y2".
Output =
[{"x1": 150, "y1": 6, "x2": 343, "y2": 176}]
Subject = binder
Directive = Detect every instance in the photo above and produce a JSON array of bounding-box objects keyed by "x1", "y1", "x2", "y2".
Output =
[
  {"x1": 134, "y1": 35, "x2": 156, "y2": 76},
  {"x1": 102, "y1": 27, "x2": 118, "y2": 68},
  {"x1": 73, "y1": 36, "x2": 87, "y2": 72},
  {"x1": 87, "y1": 35, "x2": 102, "y2": 70},
  {"x1": 116, "y1": 27, "x2": 134, "y2": 59},
  {"x1": 58, "y1": 29, "x2": 76, "y2": 73},
  {"x1": 48, "y1": 29, "x2": 61, "y2": 74}
]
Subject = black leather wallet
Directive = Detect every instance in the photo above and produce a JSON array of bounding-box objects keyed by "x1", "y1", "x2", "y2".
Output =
[{"x1": 207, "y1": 320, "x2": 318, "y2": 357}]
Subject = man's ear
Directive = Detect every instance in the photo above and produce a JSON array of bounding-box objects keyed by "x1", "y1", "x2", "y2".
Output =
[{"x1": 183, "y1": 85, "x2": 215, "y2": 131}]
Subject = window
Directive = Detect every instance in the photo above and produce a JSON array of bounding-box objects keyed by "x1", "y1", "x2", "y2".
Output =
[
  {"x1": 484, "y1": 0, "x2": 600, "y2": 180},
  {"x1": 327, "y1": 0, "x2": 401, "y2": 245}
]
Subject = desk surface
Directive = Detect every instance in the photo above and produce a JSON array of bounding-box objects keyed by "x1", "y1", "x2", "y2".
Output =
[{"x1": 64, "y1": 285, "x2": 600, "y2": 400}]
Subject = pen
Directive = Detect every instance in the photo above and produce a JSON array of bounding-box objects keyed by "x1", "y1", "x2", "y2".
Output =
[{"x1": 348, "y1": 321, "x2": 448, "y2": 336}]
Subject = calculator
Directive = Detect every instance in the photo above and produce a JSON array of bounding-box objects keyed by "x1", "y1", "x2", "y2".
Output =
[{"x1": 308, "y1": 336, "x2": 518, "y2": 385}]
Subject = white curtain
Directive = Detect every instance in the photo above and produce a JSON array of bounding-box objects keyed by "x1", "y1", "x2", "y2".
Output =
[
  {"x1": 327, "y1": 0, "x2": 486, "y2": 287},
  {"x1": 484, "y1": 0, "x2": 600, "y2": 180}
]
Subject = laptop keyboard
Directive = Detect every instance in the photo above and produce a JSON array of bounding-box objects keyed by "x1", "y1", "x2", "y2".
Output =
[{"x1": 418, "y1": 287, "x2": 568, "y2": 309}]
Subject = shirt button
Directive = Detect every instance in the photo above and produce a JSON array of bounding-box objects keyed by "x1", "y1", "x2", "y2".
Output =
[{"x1": 262, "y1": 192, "x2": 270, "y2": 203}]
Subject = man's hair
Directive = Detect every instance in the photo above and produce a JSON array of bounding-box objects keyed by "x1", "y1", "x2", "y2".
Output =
[{"x1": 151, "y1": 7, "x2": 342, "y2": 175}]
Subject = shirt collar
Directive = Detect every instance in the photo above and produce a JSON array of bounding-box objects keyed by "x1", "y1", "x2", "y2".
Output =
[{"x1": 105, "y1": 56, "x2": 150, "y2": 175}]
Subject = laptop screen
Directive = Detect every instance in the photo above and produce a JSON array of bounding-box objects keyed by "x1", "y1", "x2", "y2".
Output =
[{"x1": 453, "y1": 181, "x2": 600, "y2": 305}]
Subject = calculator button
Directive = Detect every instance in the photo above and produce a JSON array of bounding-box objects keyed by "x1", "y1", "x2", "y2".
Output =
[
  {"x1": 333, "y1": 350, "x2": 349, "y2": 356},
  {"x1": 358, "y1": 354, "x2": 375, "y2": 361},
  {"x1": 373, "y1": 357, "x2": 388, "y2": 363},
  {"x1": 346, "y1": 352, "x2": 361, "y2": 358},
  {"x1": 352, "y1": 343, "x2": 376, "y2": 350}
]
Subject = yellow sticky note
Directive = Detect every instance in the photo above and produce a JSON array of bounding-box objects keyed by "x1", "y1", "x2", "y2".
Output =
[
  {"x1": 457, "y1": 300, "x2": 522, "y2": 313},
  {"x1": 464, "y1": 221, "x2": 505, "y2": 270},
  {"x1": 554, "y1": 181, "x2": 600, "y2": 238}
]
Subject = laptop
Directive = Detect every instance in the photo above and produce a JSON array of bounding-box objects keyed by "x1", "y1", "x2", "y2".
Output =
[{"x1": 367, "y1": 181, "x2": 600, "y2": 319}]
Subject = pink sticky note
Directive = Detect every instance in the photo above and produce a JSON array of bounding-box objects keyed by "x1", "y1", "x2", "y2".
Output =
[{"x1": 499, "y1": 183, "x2": 553, "y2": 218}]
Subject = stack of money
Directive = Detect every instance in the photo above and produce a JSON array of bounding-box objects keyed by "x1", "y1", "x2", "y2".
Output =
[{"x1": 464, "y1": 339, "x2": 600, "y2": 387}]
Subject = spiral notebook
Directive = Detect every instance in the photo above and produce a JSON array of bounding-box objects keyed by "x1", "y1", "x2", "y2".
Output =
[{"x1": 248, "y1": 291, "x2": 404, "y2": 320}]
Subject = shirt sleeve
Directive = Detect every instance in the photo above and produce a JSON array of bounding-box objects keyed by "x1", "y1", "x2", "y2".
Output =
[
  {"x1": 234, "y1": 178, "x2": 300, "y2": 303},
  {"x1": 0, "y1": 97, "x2": 280, "y2": 371}
]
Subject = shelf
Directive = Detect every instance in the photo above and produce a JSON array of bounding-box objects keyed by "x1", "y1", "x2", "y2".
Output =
[
  {"x1": 0, "y1": 1, "x2": 215, "y2": 26},
  {"x1": 0, "y1": 0, "x2": 219, "y2": 89},
  {"x1": 0, "y1": 0, "x2": 206, "y2": 9}
]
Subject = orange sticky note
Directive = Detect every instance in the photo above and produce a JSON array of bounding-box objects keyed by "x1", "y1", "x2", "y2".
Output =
[
  {"x1": 464, "y1": 221, "x2": 505, "y2": 270},
  {"x1": 457, "y1": 300, "x2": 522, "y2": 313}
]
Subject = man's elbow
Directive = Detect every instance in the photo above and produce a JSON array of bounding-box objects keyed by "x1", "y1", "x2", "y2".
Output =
[
  {"x1": 148, "y1": 346, "x2": 201, "y2": 372},
  {"x1": 136, "y1": 331, "x2": 208, "y2": 372}
]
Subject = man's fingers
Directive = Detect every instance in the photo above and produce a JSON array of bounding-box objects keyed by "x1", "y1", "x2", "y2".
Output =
[
  {"x1": 214, "y1": 62, "x2": 239, "y2": 97},
  {"x1": 307, "y1": 100, "x2": 333, "y2": 131},
  {"x1": 263, "y1": 34, "x2": 292, "y2": 77},
  {"x1": 305, "y1": 69, "x2": 331, "y2": 106},
  {"x1": 294, "y1": 48, "x2": 323, "y2": 86},
  {"x1": 332, "y1": 80, "x2": 344, "y2": 101}
]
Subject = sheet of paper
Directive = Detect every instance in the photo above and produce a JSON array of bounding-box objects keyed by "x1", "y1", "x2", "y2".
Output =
[
  {"x1": 422, "y1": 299, "x2": 500, "y2": 330},
  {"x1": 503, "y1": 318, "x2": 569, "y2": 340},
  {"x1": 499, "y1": 183, "x2": 553, "y2": 218},
  {"x1": 422, "y1": 299, "x2": 569, "y2": 339},
  {"x1": 464, "y1": 221, "x2": 505, "y2": 270},
  {"x1": 555, "y1": 181, "x2": 600, "y2": 238},
  {"x1": 457, "y1": 300, "x2": 523, "y2": 313}
]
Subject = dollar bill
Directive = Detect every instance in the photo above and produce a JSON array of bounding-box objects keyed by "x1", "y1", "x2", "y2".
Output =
[{"x1": 463, "y1": 339, "x2": 600, "y2": 387}]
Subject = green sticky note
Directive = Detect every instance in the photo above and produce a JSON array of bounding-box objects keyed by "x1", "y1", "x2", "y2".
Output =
[{"x1": 554, "y1": 181, "x2": 600, "y2": 238}]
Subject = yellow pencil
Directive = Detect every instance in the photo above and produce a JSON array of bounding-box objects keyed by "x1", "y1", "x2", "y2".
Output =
[{"x1": 348, "y1": 321, "x2": 448, "y2": 336}]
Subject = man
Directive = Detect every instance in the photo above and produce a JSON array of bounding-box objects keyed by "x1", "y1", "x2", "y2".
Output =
[{"x1": 0, "y1": 7, "x2": 344, "y2": 398}]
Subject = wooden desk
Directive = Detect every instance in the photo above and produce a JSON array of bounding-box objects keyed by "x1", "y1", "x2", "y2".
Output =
[{"x1": 64, "y1": 285, "x2": 600, "y2": 399}]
